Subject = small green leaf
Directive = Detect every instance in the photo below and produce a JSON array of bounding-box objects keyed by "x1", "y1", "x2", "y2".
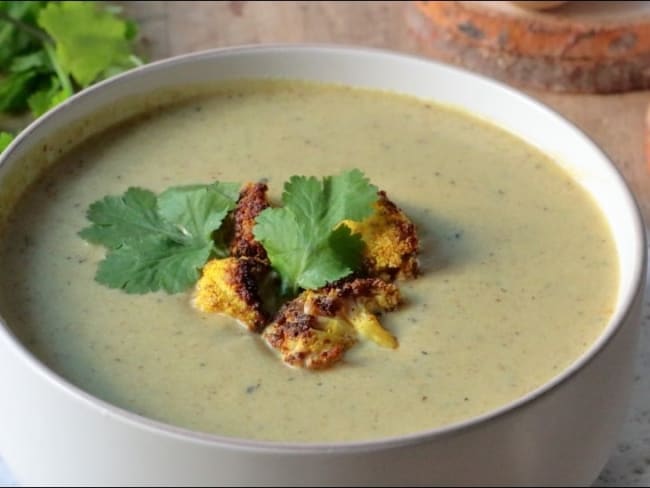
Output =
[
  {"x1": 0, "y1": 2, "x2": 47, "y2": 70},
  {"x1": 37, "y1": 1, "x2": 138, "y2": 87},
  {"x1": 9, "y1": 50, "x2": 49, "y2": 73},
  {"x1": 96, "y1": 237, "x2": 213, "y2": 294},
  {"x1": 157, "y1": 182, "x2": 239, "y2": 243},
  {"x1": 322, "y1": 169, "x2": 379, "y2": 226},
  {"x1": 124, "y1": 19, "x2": 139, "y2": 41},
  {"x1": 298, "y1": 227, "x2": 365, "y2": 291},
  {"x1": 328, "y1": 224, "x2": 365, "y2": 273},
  {"x1": 0, "y1": 131, "x2": 15, "y2": 153},
  {"x1": 79, "y1": 187, "x2": 183, "y2": 248},
  {"x1": 253, "y1": 208, "x2": 303, "y2": 296},
  {"x1": 80, "y1": 181, "x2": 240, "y2": 294},
  {"x1": 254, "y1": 169, "x2": 378, "y2": 296},
  {"x1": 27, "y1": 76, "x2": 69, "y2": 116},
  {"x1": 0, "y1": 68, "x2": 42, "y2": 112}
]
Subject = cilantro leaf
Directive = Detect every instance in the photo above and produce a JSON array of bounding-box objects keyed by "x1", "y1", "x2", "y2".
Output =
[
  {"x1": 37, "y1": 2, "x2": 139, "y2": 88},
  {"x1": 0, "y1": 68, "x2": 42, "y2": 112},
  {"x1": 254, "y1": 169, "x2": 377, "y2": 295},
  {"x1": 9, "y1": 50, "x2": 50, "y2": 72},
  {"x1": 27, "y1": 76, "x2": 68, "y2": 116},
  {"x1": 296, "y1": 225, "x2": 365, "y2": 291},
  {"x1": 0, "y1": 2, "x2": 47, "y2": 70},
  {"x1": 0, "y1": 131, "x2": 14, "y2": 152},
  {"x1": 158, "y1": 182, "x2": 240, "y2": 244},
  {"x1": 328, "y1": 224, "x2": 366, "y2": 272},
  {"x1": 282, "y1": 169, "x2": 379, "y2": 230},
  {"x1": 1, "y1": 2, "x2": 141, "y2": 121},
  {"x1": 79, "y1": 187, "x2": 185, "y2": 249},
  {"x1": 96, "y1": 237, "x2": 213, "y2": 294},
  {"x1": 252, "y1": 209, "x2": 303, "y2": 292},
  {"x1": 80, "y1": 182, "x2": 240, "y2": 294}
]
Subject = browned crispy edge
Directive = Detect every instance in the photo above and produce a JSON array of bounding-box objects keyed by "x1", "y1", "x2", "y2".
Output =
[
  {"x1": 229, "y1": 257, "x2": 269, "y2": 332},
  {"x1": 263, "y1": 296, "x2": 347, "y2": 369},
  {"x1": 312, "y1": 277, "x2": 401, "y2": 315},
  {"x1": 263, "y1": 277, "x2": 400, "y2": 368},
  {"x1": 367, "y1": 191, "x2": 420, "y2": 280},
  {"x1": 230, "y1": 182, "x2": 270, "y2": 262}
]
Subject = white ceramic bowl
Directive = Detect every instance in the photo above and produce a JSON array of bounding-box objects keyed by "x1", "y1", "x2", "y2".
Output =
[{"x1": 0, "y1": 45, "x2": 645, "y2": 486}]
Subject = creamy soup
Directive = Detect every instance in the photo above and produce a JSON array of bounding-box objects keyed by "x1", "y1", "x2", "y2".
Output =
[{"x1": 0, "y1": 81, "x2": 618, "y2": 442}]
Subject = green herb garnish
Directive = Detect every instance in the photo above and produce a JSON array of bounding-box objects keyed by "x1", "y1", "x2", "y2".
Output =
[
  {"x1": 0, "y1": 131, "x2": 14, "y2": 152},
  {"x1": 253, "y1": 169, "x2": 378, "y2": 296},
  {"x1": 0, "y1": 1, "x2": 142, "y2": 151},
  {"x1": 80, "y1": 183, "x2": 240, "y2": 294},
  {"x1": 81, "y1": 170, "x2": 379, "y2": 297},
  {"x1": 37, "y1": 2, "x2": 141, "y2": 88}
]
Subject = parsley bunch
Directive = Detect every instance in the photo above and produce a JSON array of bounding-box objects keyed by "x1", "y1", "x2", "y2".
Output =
[{"x1": 0, "y1": 1, "x2": 142, "y2": 149}]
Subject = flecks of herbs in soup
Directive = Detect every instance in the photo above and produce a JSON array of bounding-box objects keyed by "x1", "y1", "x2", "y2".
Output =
[{"x1": 0, "y1": 81, "x2": 618, "y2": 442}]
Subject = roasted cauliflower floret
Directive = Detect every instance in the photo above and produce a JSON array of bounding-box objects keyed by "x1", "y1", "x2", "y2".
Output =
[
  {"x1": 230, "y1": 182, "x2": 270, "y2": 261},
  {"x1": 193, "y1": 257, "x2": 268, "y2": 332},
  {"x1": 262, "y1": 297, "x2": 356, "y2": 370},
  {"x1": 263, "y1": 278, "x2": 401, "y2": 369},
  {"x1": 342, "y1": 191, "x2": 419, "y2": 281}
]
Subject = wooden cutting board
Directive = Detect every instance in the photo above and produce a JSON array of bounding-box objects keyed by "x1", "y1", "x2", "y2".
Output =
[{"x1": 408, "y1": 1, "x2": 650, "y2": 93}]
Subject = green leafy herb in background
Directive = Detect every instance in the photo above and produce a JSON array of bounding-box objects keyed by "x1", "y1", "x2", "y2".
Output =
[
  {"x1": 253, "y1": 170, "x2": 378, "y2": 296},
  {"x1": 0, "y1": 132, "x2": 14, "y2": 152},
  {"x1": 79, "y1": 183, "x2": 240, "y2": 294},
  {"x1": 0, "y1": 1, "x2": 142, "y2": 150}
]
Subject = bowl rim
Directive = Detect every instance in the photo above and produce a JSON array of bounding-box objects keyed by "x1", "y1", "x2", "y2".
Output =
[{"x1": 0, "y1": 43, "x2": 646, "y2": 454}]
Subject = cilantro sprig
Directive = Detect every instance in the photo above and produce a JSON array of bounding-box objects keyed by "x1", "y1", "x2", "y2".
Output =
[
  {"x1": 254, "y1": 169, "x2": 378, "y2": 296},
  {"x1": 80, "y1": 170, "x2": 379, "y2": 298},
  {"x1": 79, "y1": 183, "x2": 240, "y2": 294},
  {"x1": 0, "y1": 1, "x2": 142, "y2": 149}
]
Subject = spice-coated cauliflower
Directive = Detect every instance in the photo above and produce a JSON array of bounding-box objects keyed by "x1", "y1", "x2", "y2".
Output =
[
  {"x1": 341, "y1": 191, "x2": 419, "y2": 281},
  {"x1": 194, "y1": 182, "x2": 273, "y2": 331},
  {"x1": 263, "y1": 278, "x2": 401, "y2": 369},
  {"x1": 193, "y1": 257, "x2": 268, "y2": 332},
  {"x1": 229, "y1": 182, "x2": 270, "y2": 262}
]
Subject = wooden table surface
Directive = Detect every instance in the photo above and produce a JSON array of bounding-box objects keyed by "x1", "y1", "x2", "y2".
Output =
[{"x1": 124, "y1": 0, "x2": 650, "y2": 224}]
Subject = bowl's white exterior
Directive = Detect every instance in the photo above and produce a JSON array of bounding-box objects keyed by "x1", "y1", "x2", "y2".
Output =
[{"x1": 0, "y1": 46, "x2": 645, "y2": 486}]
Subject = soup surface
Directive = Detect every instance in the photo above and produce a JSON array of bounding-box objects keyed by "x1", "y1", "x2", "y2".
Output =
[{"x1": 0, "y1": 81, "x2": 618, "y2": 442}]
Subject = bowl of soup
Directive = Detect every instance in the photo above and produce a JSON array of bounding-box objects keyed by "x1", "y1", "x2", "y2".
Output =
[{"x1": 0, "y1": 45, "x2": 645, "y2": 486}]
